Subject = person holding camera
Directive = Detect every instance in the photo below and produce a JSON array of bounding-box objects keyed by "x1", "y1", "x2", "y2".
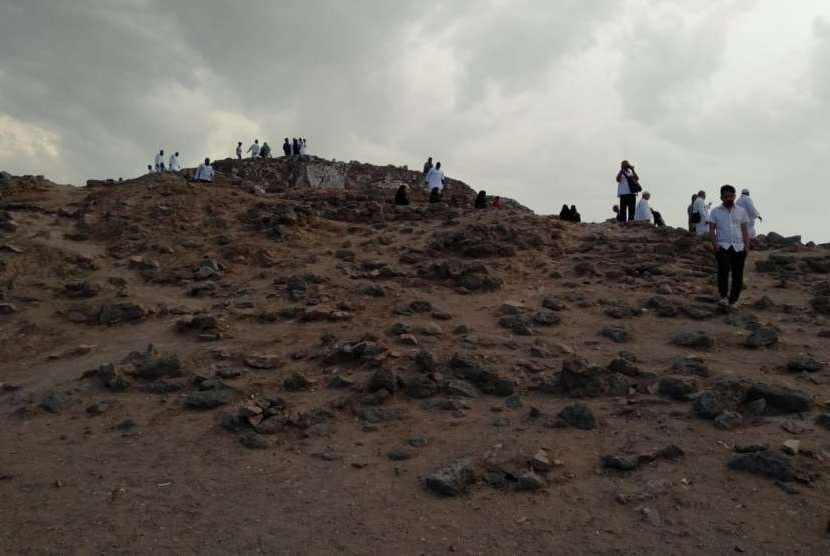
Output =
[{"x1": 615, "y1": 160, "x2": 640, "y2": 222}]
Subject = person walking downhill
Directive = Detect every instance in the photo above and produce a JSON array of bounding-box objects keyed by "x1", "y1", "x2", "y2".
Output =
[
  {"x1": 615, "y1": 160, "x2": 640, "y2": 222},
  {"x1": 709, "y1": 184, "x2": 750, "y2": 310},
  {"x1": 735, "y1": 188, "x2": 762, "y2": 239},
  {"x1": 692, "y1": 191, "x2": 709, "y2": 237}
]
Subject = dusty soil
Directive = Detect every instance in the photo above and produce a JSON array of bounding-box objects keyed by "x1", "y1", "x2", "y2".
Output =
[{"x1": 1, "y1": 163, "x2": 830, "y2": 555}]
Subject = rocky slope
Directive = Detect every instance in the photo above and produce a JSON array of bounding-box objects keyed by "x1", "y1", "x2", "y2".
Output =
[{"x1": 1, "y1": 161, "x2": 829, "y2": 554}]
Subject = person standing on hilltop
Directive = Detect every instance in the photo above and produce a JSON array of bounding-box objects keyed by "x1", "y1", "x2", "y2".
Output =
[
  {"x1": 736, "y1": 188, "x2": 762, "y2": 238},
  {"x1": 634, "y1": 191, "x2": 653, "y2": 224},
  {"x1": 492, "y1": 196, "x2": 503, "y2": 209},
  {"x1": 168, "y1": 152, "x2": 181, "y2": 172},
  {"x1": 194, "y1": 158, "x2": 215, "y2": 183},
  {"x1": 247, "y1": 139, "x2": 261, "y2": 159},
  {"x1": 292, "y1": 138, "x2": 300, "y2": 157},
  {"x1": 282, "y1": 138, "x2": 291, "y2": 157},
  {"x1": 300, "y1": 138, "x2": 307, "y2": 156},
  {"x1": 570, "y1": 205, "x2": 582, "y2": 222},
  {"x1": 426, "y1": 161, "x2": 445, "y2": 193},
  {"x1": 709, "y1": 184, "x2": 750, "y2": 309},
  {"x1": 687, "y1": 193, "x2": 698, "y2": 232},
  {"x1": 692, "y1": 190, "x2": 709, "y2": 236},
  {"x1": 260, "y1": 142, "x2": 272, "y2": 158},
  {"x1": 154, "y1": 149, "x2": 165, "y2": 173},
  {"x1": 615, "y1": 160, "x2": 640, "y2": 222},
  {"x1": 475, "y1": 190, "x2": 488, "y2": 209},
  {"x1": 236, "y1": 142, "x2": 243, "y2": 160},
  {"x1": 422, "y1": 157, "x2": 433, "y2": 183}
]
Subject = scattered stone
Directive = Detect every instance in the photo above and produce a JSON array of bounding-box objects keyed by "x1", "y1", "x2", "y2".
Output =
[
  {"x1": 387, "y1": 448, "x2": 415, "y2": 461},
  {"x1": 530, "y1": 449, "x2": 552, "y2": 472},
  {"x1": 734, "y1": 443, "x2": 768, "y2": 453},
  {"x1": 815, "y1": 413, "x2": 830, "y2": 430},
  {"x1": 185, "y1": 390, "x2": 231, "y2": 410},
  {"x1": 133, "y1": 345, "x2": 182, "y2": 380},
  {"x1": 672, "y1": 330, "x2": 714, "y2": 350},
  {"x1": 422, "y1": 322, "x2": 444, "y2": 336},
  {"x1": 425, "y1": 460, "x2": 476, "y2": 496},
  {"x1": 728, "y1": 450, "x2": 794, "y2": 482},
  {"x1": 499, "y1": 314, "x2": 533, "y2": 336},
  {"x1": 693, "y1": 391, "x2": 724, "y2": 420},
  {"x1": 671, "y1": 355, "x2": 710, "y2": 377},
  {"x1": 85, "y1": 400, "x2": 112, "y2": 416},
  {"x1": 557, "y1": 402, "x2": 597, "y2": 430},
  {"x1": 446, "y1": 379, "x2": 479, "y2": 399},
  {"x1": 608, "y1": 357, "x2": 640, "y2": 377},
  {"x1": 532, "y1": 308, "x2": 561, "y2": 326},
  {"x1": 244, "y1": 355, "x2": 281, "y2": 370},
  {"x1": 641, "y1": 507, "x2": 661, "y2": 527},
  {"x1": 602, "y1": 453, "x2": 640, "y2": 471},
  {"x1": 40, "y1": 390, "x2": 67, "y2": 414},
  {"x1": 714, "y1": 411, "x2": 743, "y2": 431},
  {"x1": 745, "y1": 327, "x2": 779, "y2": 349},
  {"x1": 115, "y1": 418, "x2": 137, "y2": 432},
  {"x1": 781, "y1": 420, "x2": 812, "y2": 435},
  {"x1": 283, "y1": 371, "x2": 312, "y2": 392},
  {"x1": 786, "y1": 353, "x2": 821, "y2": 373},
  {"x1": 599, "y1": 326, "x2": 629, "y2": 343},
  {"x1": 414, "y1": 350, "x2": 436, "y2": 372},
  {"x1": 368, "y1": 368, "x2": 397, "y2": 393},
  {"x1": 745, "y1": 383, "x2": 812, "y2": 414},
  {"x1": 240, "y1": 433, "x2": 268, "y2": 450},
  {"x1": 406, "y1": 375, "x2": 438, "y2": 399},
  {"x1": 555, "y1": 357, "x2": 629, "y2": 398},
  {"x1": 516, "y1": 471, "x2": 545, "y2": 492},
  {"x1": 328, "y1": 375, "x2": 355, "y2": 389},
  {"x1": 782, "y1": 439, "x2": 801, "y2": 456},
  {"x1": 407, "y1": 436, "x2": 427, "y2": 448},
  {"x1": 399, "y1": 334, "x2": 418, "y2": 346},
  {"x1": 658, "y1": 376, "x2": 698, "y2": 400}
]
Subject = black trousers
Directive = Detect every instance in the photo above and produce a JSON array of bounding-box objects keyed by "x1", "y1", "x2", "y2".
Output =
[
  {"x1": 618, "y1": 194, "x2": 636, "y2": 222},
  {"x1": 715, "y1": 247, "x2": 746, "y2": 303}
]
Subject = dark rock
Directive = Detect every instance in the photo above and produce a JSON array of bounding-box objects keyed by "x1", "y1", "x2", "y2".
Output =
[
  {"x1": 599, "y1": 326, "x2": 629, "y2": 343},
  {"x1": 745, "y1": 327, "x2": 779, "y2": 349},
  {"x1": 283, "y1": 372, "x2": 312, "y2": 392},
  {"x1": 602, "y1": 453, "x2": 640, "y2": 471},
  {"x1": 728, "y1": 450, "x2": 794, "y2": 482},
  {"x1": 425, "y1": 460, "x2": 476, "y2": 496},
  {"x1": 672, "y1": 330, "x2": 714, "y2": 350},
  {"x1": 693, "y1": 391, "x2": 724, "y2": 420},
  {"x1": 541, "y1": 297, "x2": 566, "y2": 311},
  {"x1": 40, "y1": 390, "x2": 67, "y2": 414},
  {"x1": 608, "y1": 357, "x2": 640, "y2": 377},
  {"x1": 368, "y1": 368, "x2": 397, "y2": 393},
  {"x1": 414, "y1": 350, "x2": 437, "y2": 372},
  {"x1": 115, "y1": 418, "x2": 137, "y2": 432},
  {"x1": 240, "y1": 433, "x2": 267, "y2": 450},
  {"x1": 406, "y1": 375, "x2": 438, "y2": 399},
  {"x1": 680, "y1": 305, "x2": 716, "y2": 320},
  {"x1": 604, "y1": 305, "x2": 639, "y2": 319},
  {"x1": 516, "y1": 471, "x2": 546, "y2": 491},
  {"x1": 328, "y1": 375, "x2": 355, "y2": 389},
  {"x1": 745, "y1": 383, "x2": 812, "y2": 413},
  {"x1": 133, "y1": 345, "x2": 182, "y2": 380},
  {"x1": 658, "y1": 376, "x2": 698, "y2": 400},
  {"x1": 557, "y1": 402, "x2": 597, "y2": 430},
  {"x1": 714, "y1": 410, "x2": 743, "y2": 430},
  {"x1": 671, "y1": 355, "x2": 710, "y2": 377},
  {"x1": 185, "y1": 390, "x2": 231, "y2": 409},
  {"x1": 786, "y1": 353, "x2": 821, "y2": 373},
  {"x1": 85, "y1": 400, "x2": 112, "y2": 416},
  {"x1": 446, "y1": 379, "x2": 479, "y2": 399},
  {"x1": 555, "y1": 357, "x2": 629, "y2": 398},
  {"x1": 532, "y1": 308, "x2": 561, "y2": 326},
  {"x1": 244, "y1": 355, "x2": 281, "y2": 370},
  {"x1": 407, "y1": 436, "x2": 428, "y2": 448},
  {"x1": 815, "y1": 413, "x2": 830, "y2": 430},
  {"x1": 387, "y1": 448, "x2": 415, "y2": 461},
  {"x1": 498, "y1": 314, "x2": 534, "y2": 336}
]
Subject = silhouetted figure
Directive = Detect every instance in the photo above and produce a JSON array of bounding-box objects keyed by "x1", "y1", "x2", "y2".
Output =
[
  {"x1": 422, "y1": 157, "x2": 433, "y2": 181},
  {"x1": 236, "y1": 142, "x2": 243, "y2": 160},
  {"x1": 292, "y1": 138, "x2": 300, "y2": 156},
  {"x1": 492, "y1": 196, "x2": 502, "y2": 209},
  {"x1": 394, "y1": 185, "x2": 410, "y2": 206},
  {"x1": 247, "y1": 139, "x2": 260, "y2": 159},
  {"x1": 474, "y1": 190, "x2": 488, "y2": 209},
  {"x1": 559, "y1": 204, "x2": 573, "y2": 221},
  {"x1": 260, "y1": 142, "x2": 272, "y2": 158},
  {"x1": 687, "y1": 194, "x2": 697, "y2": 232},
  {"x1": 652, "y1": 209, "x2": 666, "y2": 227},
  {"x1": 616, "y1": 159, "x2": 640, "y2": 222},
  {"x1": 194, "y1": 158, "x2": 214, "y2": 183},
  {"x1": 429, "y1": 187, "x2": 441, "y2": 203},
  {"x1": 570, "y1": 205, "x2": 581, "y2": 223},
  {"x1": 283, "y1": 138, "x2": 291, "y2": 157},
  {"x1": 147, "y1": 165, "x2": 153, "y2": 174},
  {"x1": 300, "y1": 138, "x2": 307, "y2": 156}
]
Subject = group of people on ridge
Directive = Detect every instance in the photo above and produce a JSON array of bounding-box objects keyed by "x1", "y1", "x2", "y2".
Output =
[
  {"x1": 236, "y1": 138, "x2": 308, "y2": 160},
  {"x1": 150, "y1": 150, "x2": 181, "y2": 174}
]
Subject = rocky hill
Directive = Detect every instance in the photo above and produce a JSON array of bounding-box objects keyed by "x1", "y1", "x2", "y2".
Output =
[{"x1": 1, "y1": 161, "x2": 829, "y2": 554}]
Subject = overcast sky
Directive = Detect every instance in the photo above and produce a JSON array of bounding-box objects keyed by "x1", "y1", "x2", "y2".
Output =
[{"x1": 1, "y1": 0, "x2": 829, "y2": 241}]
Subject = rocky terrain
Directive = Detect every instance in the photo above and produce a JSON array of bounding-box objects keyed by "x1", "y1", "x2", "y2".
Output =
[{"x1": 1, "y1": 159, "x2": 830, "y2": 555}]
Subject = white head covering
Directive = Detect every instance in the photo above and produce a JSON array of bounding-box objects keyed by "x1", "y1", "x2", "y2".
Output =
[{"x1": 741, "y1": 188, "x2": 750, "y2": 195}]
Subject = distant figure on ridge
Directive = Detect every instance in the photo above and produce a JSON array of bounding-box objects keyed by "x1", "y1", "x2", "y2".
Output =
[
  {"x1": 292, "y1": 138, "x2": 300, "y2": 157},
  {"x1": 692, "y1": 190, "x2": 709, "y2": 236},
  {"x1": 736, "y1": 188, "x2": 762, "y2": 238},
  {"x1": 283, "y1": 138, "x2": 291, "y2": 157},
  {"x1": 168, "y1": 152, "x2": 181, "y2": 172},
  {"x1": 247, "y1": 139, "x2": 261, "y2": 159},
  {"x1": 634, "y1": 191, "x2": 653, "y2": 223},
  {"x1": 394, "y1": 185, "x2": 410, "y2": 206},
  {"x1": 474, "y1": 190, "x2": 488, "y2": 209},
  {"x1": 425, "y1": 162, "x2": 445, "y2": 193},
  {"x1": 146, "y1": 165, "x2": 153, "y2": 174},
  {"x1": 709, "y1": 184, "x2": 750, "y2": 309},
  {"x1": 492, "y1": 196, "x2": 502, "y2": 209},
  {"x1": 154, "y1": 150, "x2": 165, "y2": 173},
  {"x1": 429, "y1": 187, "x2": 442, "y2": 203},
  {"x1": 615, "y1": 160, "x2": 640, "y2": 222},
  {"x1": 236, "y1": 142, "x2": 243, "y2": 160},
  {"x1": 570, "y1": 205, "x2": 581, "y2": 223},
  {"x1": 194, "y1": 158, "x2": 215, "y2": 183},
  {"x1": 422, "y1": 157, "x2": 433, "y2": 182},
  {"x1": 652, "y1": 209, "x2": 666, "y2": 227},
  {"x1": 260, "y1": 142, "x2": 272, "y2": 158},
  {"x1": 559, "y1": 204, "x2": 573, "y2": 221},
  {"x1": 300, "y1": 138, "x2": 307, "y2": 156},
  {"x1": 687, "y1": 194, "x2": 698, "y2": 232}
]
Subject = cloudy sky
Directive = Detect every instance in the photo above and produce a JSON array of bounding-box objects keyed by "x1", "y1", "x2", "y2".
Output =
[{"x1": 1, "y1": 0, "x2": 829, "y2": 241}]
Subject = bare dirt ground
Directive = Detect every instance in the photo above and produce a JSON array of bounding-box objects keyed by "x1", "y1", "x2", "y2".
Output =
[{"x1": 1, "y1": 164, "x2": 830, "y2": 555}]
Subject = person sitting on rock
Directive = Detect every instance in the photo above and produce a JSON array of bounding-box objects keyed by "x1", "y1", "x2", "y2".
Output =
[
  {"x1": 194, "y1": 158, "x2": 215, "y2": 183},
  {"x1": 652, "y1": 209, "x2": 666, "y2": 227},
  {"x1": 570, "y1": 205, "x2": 581, "y2": 222},
  {"x1": 394, "y1": 185, "x2": 410, "y2": 206},
  {"x1": 634, "y1": 191, "x2": 654, "y2": 224},
  {"x1": 146, "y1": 164, "x2": 153, "y2": 174},
  {"x1": 429, "y1": 187, "x2": 442, "y2": 203},
  {"x1": 247, "y1": 139, "x2": 260, "y2": 159},
  {"x1": 559, "y1": 204, "x2": 573, "y2": 221},
  {"x1": 474, "y1": 190, "x2": 488, "y2": 209},
  {"x1": 492, "y1": 196, "x2": 502, "y2": 209},
  {"x1": 282, "y1": 138, "x2": 291, "y2": 157},
  {"x1": 260, "y1": 142, "x2": 272, "y2": 158}
]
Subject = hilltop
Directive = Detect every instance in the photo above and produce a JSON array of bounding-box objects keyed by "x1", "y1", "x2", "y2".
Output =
[{"x1": 1, "y1": 159, "x2": 830, "y2": 554}]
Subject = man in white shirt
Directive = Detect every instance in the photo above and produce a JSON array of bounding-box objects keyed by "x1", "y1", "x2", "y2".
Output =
[
  {"x1": 154, "y1": 150, "x2": 165, "y2": 173},
  {"x1": 735, "y1": 188, "x2": 762, "y2": 238},
  {"x1": 709, "y1": 184, "x2": 750, "y2": 309},
  {"x1": 425, "y1": 161, "x2": 445, "y2": 193},
  {"x1": 634, "y1": 191, "x2": 653, "y2": 223},
  {"x1": 247, "y1": 140, "x2": 260, "y2": 159},
  {"x1": 615, "y1": 160, "x2": 639, "y2": 222},
  {"x1": 194, "y1": 158, "x2": 215, "y2": 183},
  {"x1": 692, "y1": 190, "x2": 709, "y2": 236},
  {"x1": 168, "y1": 152, "x2": 181, "y2": 172}
]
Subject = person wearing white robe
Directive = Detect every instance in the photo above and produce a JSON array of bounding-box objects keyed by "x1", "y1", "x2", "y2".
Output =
[
  {"x1": 634, "y1": 192, "x2": 653, "y2": 223},
  {"x1": 154, "y1": 150, "x2": 165, "y2": 173},
  {"x1": 168, "y1": 152, "x2": 181, "y2": 172},
  {"x1": 425, "y1": 162, "x2": 445, "y2": 193},
  {"x1": 735, "y1": 188, "x2": 762, "y2": 238},
  {"x1": 300, "y1": 138, "x2": 306, "y2": 156},
  {"x1": 247, "y1": 140, "x2": 260, "y2": 159},
  {"x1": 692, "y1": 190, "x2": 709, "y2": 237},
  {"x1": 236, "y1": 142, "x2": 243, "y2": 160},
  {"x1": 194, "y1": 158, "x2": 215, "y2": 182}
]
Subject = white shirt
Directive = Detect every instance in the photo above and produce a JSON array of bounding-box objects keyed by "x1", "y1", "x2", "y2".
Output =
[
  {"x1": 195, "y1": 164, "x2": 214, "y2": 182},
  {"x1": 247, "y1": 143, "x2": 260, "y2": 158},
  {"x1": 154, "y1": 153, "x2": 163, "y2": 168},
  {"x1": 168, "y1": 155, "x2": 180, "y2": 172},
  {"x1": 709, "y1": 204, "x2": 750, "y2": 251},
  {"x1": 634, "y1": 198, "x2": 653, "y2": 223},
  {"x1": 692, "y1": 196, "x2": 709, "y2": 236},
  {"x1": 426, "y1": 167, "x2": 445, "y2": 192},
  {"x1": 617, "y1": 169, "x2": 633, "y2": 197},
  {"x1": 236, "y1": 145, "x2": 242, "y2": 157},
  {"x1": 735, "y1": 194, "x2": 760, "y2": 237}
]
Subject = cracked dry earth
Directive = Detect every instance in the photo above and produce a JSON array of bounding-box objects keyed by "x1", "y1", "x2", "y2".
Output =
[{"x1": 1, "y1": 166, "x2": 830, "y2": 555}]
